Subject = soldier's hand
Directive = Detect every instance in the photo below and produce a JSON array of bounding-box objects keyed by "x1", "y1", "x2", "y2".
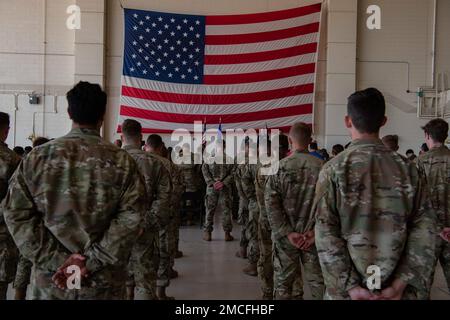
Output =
[
  {"x1": 287, "y1": 232, "x2": 305, "y2": 249},
  {"x1": 58, "y1": 254, "x2": 89, "y2": 279},
  {"x1": 440, "y1": 228, "x2": 450, "y2": 243},
  {"x1": 52, "y1": 270, "x2": 69, "y2": 290},
  {"x1": 348, "y1": 286, "x2": 379, "y2": 300},
  {"x1": 214, "y1": 181, "x2": 224, "y2": 190},
  {"x1": 379, "y1": 279, "x2": 407, "y2": 300},
  {"x1": 299, "y1": 231, "x2": 315, "y2": 251}
]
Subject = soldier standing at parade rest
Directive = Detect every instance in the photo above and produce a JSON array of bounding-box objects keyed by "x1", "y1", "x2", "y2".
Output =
[
  {"x1": 265, "y1": 124, "x2": 325, "y2": 300},
  {"x1": 145, "y1": 135, "x2": 183, "y2": 300},
  {"x1": 202, "y1": 142, "x2": 236, "y2": 242},
  {"x1": 418, "y1": 119, "x2": 450, "y2": 295},
  {"x1": 3, "y1": 82, "x2": 146, "y2": 300},
  {"x1": 121, "y1": 119, "x2": 171, "y2": 300},
  {"x1": 0, "y1": 112, "x2": 21, "y2": 300},
  {"x1": 313, "y1": 88, "x2": 437, "y2": 300}
]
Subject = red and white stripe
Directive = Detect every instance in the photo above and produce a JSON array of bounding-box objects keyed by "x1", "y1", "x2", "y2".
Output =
[{"x1": 119, "y1": 3, "x2": 322, "y2": 133}]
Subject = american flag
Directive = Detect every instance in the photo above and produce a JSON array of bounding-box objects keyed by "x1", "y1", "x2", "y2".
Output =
[{"x1": 118, "y1": 3, "x2": 322, "y2": 134}]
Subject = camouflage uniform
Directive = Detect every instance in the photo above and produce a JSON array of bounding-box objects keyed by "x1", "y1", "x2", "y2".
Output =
[
  {"x1": 235, "y1": 164, "x2": 249, "y2": 250},
  {"x1": 124, "y1": 145, "x2": 171, "y2": 300},
  {"x1": 241, "y1": 164, "x2": 260, "y2": 266},
  {"x1": 314, "y1": 139, "x2": 437, "y2": 300},
  {"x1": 2, "y1": 128, "x2": 146, "y2": 300},
  {"x1": 13, "y1": 255, "x2": 32, "y2": 291},
  {"x1": 202, "y1": 162, "x2": 235, "y2": 233},
  {"x1": 155, "y1": 155, "x2": 183, "y2": 288},
  {"x1": 418, "y1": 146, "x2": 450, "y2": 294},
  {"x1": 265, "y1": 151, "x2": 325, "y2": 300},
  {"x1": 168, "y1": 161, "x2": 185, "y2": 269},
  {"x1": 0, "y1": 142, "x2": 20, "y2": 299}
]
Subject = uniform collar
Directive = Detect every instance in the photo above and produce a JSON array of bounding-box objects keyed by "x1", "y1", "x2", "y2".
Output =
[
  {"x1": 294, "y1": 149, "x2": 309, "y2": 155},
  {"x1": 348, "y1": 138, "x2": 384, "y2": 149},
  {"x1": 67, "y1": 128, "x2": 101, "y2": 137},
  {"x1": 123, "y1": 144, "x2": 142, "y2": 151}
]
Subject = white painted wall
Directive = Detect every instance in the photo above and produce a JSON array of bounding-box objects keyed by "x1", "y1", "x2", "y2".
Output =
[{"x1": 0, "y1": 0, "x2": 449, "y2": 154}]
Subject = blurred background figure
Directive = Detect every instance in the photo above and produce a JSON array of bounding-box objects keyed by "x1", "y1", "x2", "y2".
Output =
[
  {"x1": 309, "y1": 142, "x2": 324, "y2": 160},
  {"x1": 332, "y1": 144, "x2": 344, "y2": 158},
  {"x1": 114, "y1": 139, "x2": 122, "y2": 148},
  {"x1": 13, "y1": 146, "x2": 25, "y2": 158},
  {"x1": 406, "y1": 149, "x2": 417, "y2": 162},
  {"x1": 382, "y1": 135, "x2": 400, "y2": 152},
  {"x1": 24, "y1": 146, "x2": 32, "y2": 155},
  {"x1": 420, "y1": 143, "x2": 429, "y2": 155}
]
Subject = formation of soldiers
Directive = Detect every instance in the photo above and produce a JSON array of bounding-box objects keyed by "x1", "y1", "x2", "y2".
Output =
[{"x1": 0, "y1": 82, "x2": 449, "y2": 300}]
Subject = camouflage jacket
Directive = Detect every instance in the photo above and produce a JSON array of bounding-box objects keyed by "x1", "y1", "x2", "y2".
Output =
[
  {"x1": 178, "y1": 153, "x2": 203, "y2": 193},
  {"x1": 241, "y1": 163, "x2": 258, "y2": 203},
  {"x1": 265, "y1": 150, "x2": 323, "y2": 240},
  {"x1": 0, "y1": 142, "x2": 21, "y2": 243},
  {"x1": 154, "y1": 154, "x2": 185, "y2": 202},
  {"x1": 202, "y1": 162, "x2": 235, "y2": 189},
  {"x1": 123, "y1": 145, "x2": 171, "y2": 230},
  {"x1": 418, "y1": 146, "x2": 450, "y2": 228},
  {"x1": 313, "y1": 139, "x2": 437, "y2": 298},
  {"x1": 2, "y1": 128, "x2": 146, "y2": 280},
  {"x1": 0, "y1": 142, "x2": 21, "y2": 282}
]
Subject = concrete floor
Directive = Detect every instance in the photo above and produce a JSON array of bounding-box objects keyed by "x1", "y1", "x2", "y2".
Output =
[{"x1": 6, "y1": 221, "x2": 450, "y2": 300}]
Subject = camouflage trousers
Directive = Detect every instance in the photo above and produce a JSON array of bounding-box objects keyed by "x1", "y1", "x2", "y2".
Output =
[
  {"x1": 127, "y1": 230, "x2": 159, "y2": 300},
  {"x1": 273, "y1": 237, "x2": 325, "y2": 300},
  {"x1": 257, "y1": 210, "x2": 273, "y2": 298},
  {"x1": 239, "y1": 209, "x2": 249, "y2": 249},
  {"x1": 14, "y1": 255, "x2": 32, "y2": 290},
  {"x1": 425, "y1": 237, "x2": 450, "y2": 297},
  {"x1": 323, "y1": 285, "x2": 420, "y2": 300},
  {"x1": 171, "y1": 194, "x2": 183, "y2": 269},
  {"x1": 246, "y1": 198, "x2": 260, "y2": 265},
  {"x1": 203, "y1": 187, "x2": 233, "y2": 233},
  {"x1": 0, "y1": 236, "x2": 19, "y2": 300},
  {"x1": 158, "y1": 223, "x2": 174, "y2": 288},
  {"x1": 257, "y1": 211, "x2": 303, "y2": 299}
]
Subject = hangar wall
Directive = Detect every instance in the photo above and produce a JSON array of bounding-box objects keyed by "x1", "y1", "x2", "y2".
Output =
[{"x1": 0, "y1": 0, "x2": 448, "y2": 153}]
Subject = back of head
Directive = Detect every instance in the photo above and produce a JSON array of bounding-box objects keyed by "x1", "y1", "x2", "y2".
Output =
[
  {"x1": 121, "y1": 119, "x2": 142, "y2": 140},
  {"x1": 382, "y1": 135, "x2": 399, "y2": 152},
  {"x1": 421, "y1": 118, "x2": 448, "y2": 144},
  {"x1": 0, "y1": 112, "x2": 10, "y2": 130},
  {"x1": 147, "y1": 134, "x2": 164, "y2": 150},
  {"x1": 289, "y1": 122, "x2": 312, "y2": 149},
  {"x1": 67, "y1": 81, "x2": 107, "y2": 126},
  {"x1": 347, "y1": 88, "x2": 386, "y2": 133},
  {"x1": 332, "y1": 144, "x2": 344, "y2": 156},
  {"x1": 13, "y1": 146, "x2": 25, "y2": 157}
]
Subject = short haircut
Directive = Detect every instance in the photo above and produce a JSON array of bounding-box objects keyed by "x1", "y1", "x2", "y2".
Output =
[
  {"x1": 332, "y1": 144, "x2": 344, "y2": 156},
  {"x1": 422, "y1": 119, "x2": 448, "y2": 143},
  {"x1": 289, "y1": 122, "x2": 312, "y2": 146},
  {"x1": 67, "y1": 81, "x2": 107, "y2": 126},
  {"x1": 147, "y1": 134, "x2": 164, "y2": 149},
  {"x1": 382, "y1": 135, "x2": 399, "y2": 151},
  {"x1": 347, "y1": 88, "x2": 386, "y2": 133},
  {"x1": 0, "y1": 112, "x2": 10, "y2": 129},
  {"x1": 33, "y1": 137, "x2": 50, "y2": 148},
  {"x1": 121, "y1": 119, "x2": 142, "y2": 139},
  {"x1": 24, "y1": 146, "x2": 33, "y2": 153},
  {"x1": 406, "y1": 149, "x2": 414, "y2": 155},
  {"x1": 13, "y1": 146, "x2": 25, "y2": 156},
  {"x1": 421, "y1": 143, "x2": 429, "y2": 152}
]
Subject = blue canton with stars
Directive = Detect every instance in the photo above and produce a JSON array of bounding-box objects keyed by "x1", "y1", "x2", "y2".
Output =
[{"x1": 123, "y1": 9, "x2": 206, "y2": 84}]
